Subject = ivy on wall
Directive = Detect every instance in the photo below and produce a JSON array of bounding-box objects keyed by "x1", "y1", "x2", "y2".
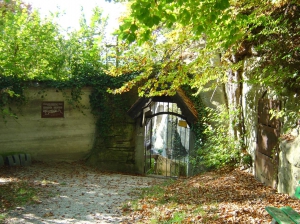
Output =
[
  {"x1": 183, "y1": 85, "x2": 247, "y2": 171},
  {"x1": 0, "y1": 76, "x2": 25, "y2": 119}
]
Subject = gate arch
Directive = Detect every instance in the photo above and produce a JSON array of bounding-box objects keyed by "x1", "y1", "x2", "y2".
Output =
[{"x1": 128, "y1": 89, "x2": 198, "y2": 177}]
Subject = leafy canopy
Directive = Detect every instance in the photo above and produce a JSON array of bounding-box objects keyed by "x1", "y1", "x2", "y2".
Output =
[
  {"x1": 0, "y1": 0, "x2": 112, "y2": 117},
  {"x1": 0, "y1": 0, "x2": 108, "y2": 81},
  {"x1": 107, "y1": 0, "x2": 299, "y2": 97}
]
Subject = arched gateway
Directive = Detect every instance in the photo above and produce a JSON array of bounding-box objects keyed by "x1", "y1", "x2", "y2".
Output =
[{"x1": 128, "y1": 89, "x2": 198, "y2": 177}]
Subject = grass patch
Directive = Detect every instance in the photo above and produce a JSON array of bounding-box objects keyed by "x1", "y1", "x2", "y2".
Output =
[
  {"x1": 141, "y1": 179, "x2": 175, "y2": 197},
  {"x1": 164, "y1": 212, "x2": 186, "y2": 223},
  {"x1": 0, "y1": 181, "x2": 41, "y2": 218},
  {"x1": 121, "y1": 171, "x2": 240, "y2": 223}
]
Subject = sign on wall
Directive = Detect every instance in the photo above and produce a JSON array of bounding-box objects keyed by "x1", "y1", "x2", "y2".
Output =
[{"x1": 41, "y1": 101, "x2": 64, "y2": 118}]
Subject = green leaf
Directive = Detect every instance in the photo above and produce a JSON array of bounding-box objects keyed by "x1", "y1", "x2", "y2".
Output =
[
  {"x1": 130, "y1": 24, "x2": 138, "y2": 32},
  {"x1": 136, "y1": 6, "x2": 150, "y2": 21},
  {"x1": 196, "y1": 25, "x2": 204, "y2": 35},
  {"x1": 119, "y1": 21, "x2": 132, "y2": 31},
  {"x1": 152, "y1": 15, "x2": 160, "y2": 25},
  {"x1": 178, "y1": 0, "x2": 184, "y2": 6},
  {"x1": 166, "y1": 13, "x2": 176, "y2": 22},
  {"x1": 127, "y1": 33, "x2": 136, "y2": 43},
  {"x1": 215, "y1": 0, "x2": 230, "y2": 10},
  {"x1": 210, "y1": 13, "x2": 217, "y2": 22},
  {"x1": 181, "y1": 9, "x2": 191, "y2": 25},
  {"x1": 144, "y1": 19, "x2": 154, "y2": 28}
]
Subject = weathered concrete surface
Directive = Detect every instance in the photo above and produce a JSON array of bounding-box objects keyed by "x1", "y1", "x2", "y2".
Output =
[
  {"x1": 241, "y1": 57, "x2": 266, "y2": 169},
  {"x1": 134, "y1": 123, "x2": 146, "y2": 174},
  {"x1": 86, "y1": 116, "x2": 137, "y2": 173},
  {"x1": 279, "y1": 136, "x2": 300, "y2": 196},
  {"x1": 200, "y1": 83, "x2": 227, "y2": 110},
  {"x1": 241, "y1": 57, "x2": 300, "y2": 196},
  {"x1": 86, "y1": 90, "x2": 140, "y2": 174},
  {"x1": 0, "y1": 87, "x2": 96, "y2": 162}
]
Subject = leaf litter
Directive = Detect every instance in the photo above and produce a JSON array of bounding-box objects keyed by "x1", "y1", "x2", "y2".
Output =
[
  {"x1": 0, "y1": 161, "x2": 163, "y2": 224},
  {"x1": 122, "y1": 167, "x2": 300, "y2": 223},
  {"x1": 1, "y1": 163, "x2": 299, "y2": 223}
]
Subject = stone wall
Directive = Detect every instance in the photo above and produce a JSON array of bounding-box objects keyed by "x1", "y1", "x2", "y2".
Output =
[
  {"x1": 199, "y1": 55, "x2": 300, "y2": 196},
  {"x1": 241, "y1": 58, "x2": 266, "y2": 168},
  {"x1": 277, "y1": 96, "x2": 300, "y2": 195},
  {"x1": 86, "y1": 117, "x2": 137, "y2": 173},
  {"x1": 279, "y1": 137, "x2": 300, "y2": 195},
  {"x1": 240, "y1": 58, "x2": 300, "y2": 196},
  {"x1": 0, "y1": 87, "x2": 96, "y2": 161},
  {"x1": 86, "y1": 90, "x2": 141, "y2": 174}
]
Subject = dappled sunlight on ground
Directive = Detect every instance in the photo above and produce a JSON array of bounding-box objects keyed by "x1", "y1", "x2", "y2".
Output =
[
  {"x1": 0, "y1": 161, "x2": 164, "y2": 223},
  {"x1": 123, "y1": 167, "x2": 300, "y2": 223}
]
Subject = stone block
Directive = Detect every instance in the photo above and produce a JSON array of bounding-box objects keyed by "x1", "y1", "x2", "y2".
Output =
[
  {"x1": 7, "y1": 154, "x2": 21, "y2": 166},
  {"x1": 19, "y1": 154, "x2": 32, "y2": 166},
  {"x1": 97, "y1": 150, "x2": 135, "y2": 163}
]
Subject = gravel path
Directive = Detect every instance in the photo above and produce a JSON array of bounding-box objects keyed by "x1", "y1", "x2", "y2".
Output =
[{"x1": 1, "y1": 162, "x2": 164, "y2": 224}]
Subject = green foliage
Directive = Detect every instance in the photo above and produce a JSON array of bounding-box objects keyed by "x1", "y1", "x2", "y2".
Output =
[
  {"x1": 89, "y1": 74, "x2": 133, "y2": 139},
  {"x1": 0, "y1": 1, "x2": 134, "y2": 153},
  {"x1": 0, "y1": 76, "x2": 25, "y2": 119},
  {"x1": 106, "y1": 0, "x2": 299, "y2": 170},
  {"x1": 180, "y1": 86, "x2": 209, "y2": 171},
  {"x1": 0, "y1": 1, "x2": 110, "y2": 117},
  {"x1": 197, "y1": 106, "x2": 241, "y2": 170},
  {"x1": 172, "y1": 129, "x2": 188, "y2": 159},
  {"x1": 0, "y1": 181, "x2": 40, "y2": 213},
  {"x1": 245, "y1": 1, "x2": 300, "y2": 96},
  {"x1": 241, "y1": 153, "x2": 253, "y2": 167},
  {"x1": 0, "y1": 1, "x2": 67, "y2": 80},
  {"x1": 107, "y1": 0, "x2": 299, "y2": 102}
]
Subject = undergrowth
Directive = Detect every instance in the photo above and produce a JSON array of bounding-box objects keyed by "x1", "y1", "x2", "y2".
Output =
[{"x1": 0, "y1": 181, "x2": 41, "y2": 222}]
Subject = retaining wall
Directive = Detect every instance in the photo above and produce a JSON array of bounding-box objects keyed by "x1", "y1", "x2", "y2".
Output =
[{"x1": 0, "y1": 87, "x2": 96, "y2": 161}]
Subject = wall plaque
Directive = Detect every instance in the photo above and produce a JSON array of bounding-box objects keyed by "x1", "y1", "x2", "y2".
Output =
[{"x1": 41, "y1": 101, "x2": 64, "y2": 118}]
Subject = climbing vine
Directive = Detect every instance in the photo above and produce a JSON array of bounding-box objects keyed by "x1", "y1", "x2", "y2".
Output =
[
  {"x1": 183, "y1": 85, "x2": 246, "y2": 171},
  {"x1": 0, "y1": 0, "x2": 132, "y2": 140}
]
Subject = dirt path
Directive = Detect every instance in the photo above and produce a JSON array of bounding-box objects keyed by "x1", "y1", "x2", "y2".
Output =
[{"x1": 1, "y1": 162, "x2": 164, "y2": 224}]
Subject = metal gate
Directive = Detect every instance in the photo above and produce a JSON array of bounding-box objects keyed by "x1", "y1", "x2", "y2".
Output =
[
  {"x1": 255, "y1": 99, "x2": 281, "y2": 188},
  {"x1": 144, "y1": 102, "x2": 190, "y2": 177}
]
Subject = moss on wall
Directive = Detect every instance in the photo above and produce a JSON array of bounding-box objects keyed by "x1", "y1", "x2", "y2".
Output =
[{"x1": 86, "y1": 89, "x2": 140, "y2": 173}]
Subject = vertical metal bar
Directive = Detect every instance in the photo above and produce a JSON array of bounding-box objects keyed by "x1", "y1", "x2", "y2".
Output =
[
  {"x1": 144, "y1": 119, "x2": 149, "y2": 174},
  {"x1": 166, "y1": 102, "x2": 169, "y2": 177},
  {"x1": 175, "y1": 109, "x2": 177, "y2": 177},
  {"x1": 187, "y1": 126, "x2": 190, "y2": 177},
  {"x1": 150, "y1": 118, "x2": 153, "y2": 170},
  {"x1": 171, "y1": 103, "x2": 174, "y2": 177},
  {"x1": 184, "y1": 124, "x2": 187, "y2": 177},
  {"x1": 178, "y1": 106, "x2": 180, "y2": 177}
]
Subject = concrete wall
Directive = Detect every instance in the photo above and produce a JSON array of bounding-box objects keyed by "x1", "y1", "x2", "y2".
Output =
[
  {"x1": 279, "y1": 136, "x2": 300, "y2": 195},
  {"x1": 241, "y1": 57, "x2": 300, "y2": 196},
  {"x1": 241, "y1": 58, "x2": 266, "y2": 169},
  {"x1": 86, "y1": 90, "x2": 141, "y2": 174},
  {"x1": 86, "y1": 116, "x2": 138, "y2": 173},
  {"x1": 200, "y1": 83, "x2": 227, "y2": 110},
  {"x1": 277, "y1": 97, "x2": 300, "y2": 195},
  {"x1": 134, "y1": 123, "x2": 146, "y2": 174},
  {"x1": 0, "y1": 87, "x2": 96, "y2": 161}
]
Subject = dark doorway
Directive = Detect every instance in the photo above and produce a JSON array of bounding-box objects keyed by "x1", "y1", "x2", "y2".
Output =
[{"x1": 255, "y1": 98, "x2": 281, "y2": 188}]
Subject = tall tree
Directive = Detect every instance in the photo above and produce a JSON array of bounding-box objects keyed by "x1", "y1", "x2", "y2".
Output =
[
  {"x1": 0, "y1": 0, "x2": 109, "y2": 117},
  {"x1": 107, "y1": 0, "x2": 299, "y2": 97},
  {"x1": 106, "y1": 0, "x2": 299, "y2": 168}
]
